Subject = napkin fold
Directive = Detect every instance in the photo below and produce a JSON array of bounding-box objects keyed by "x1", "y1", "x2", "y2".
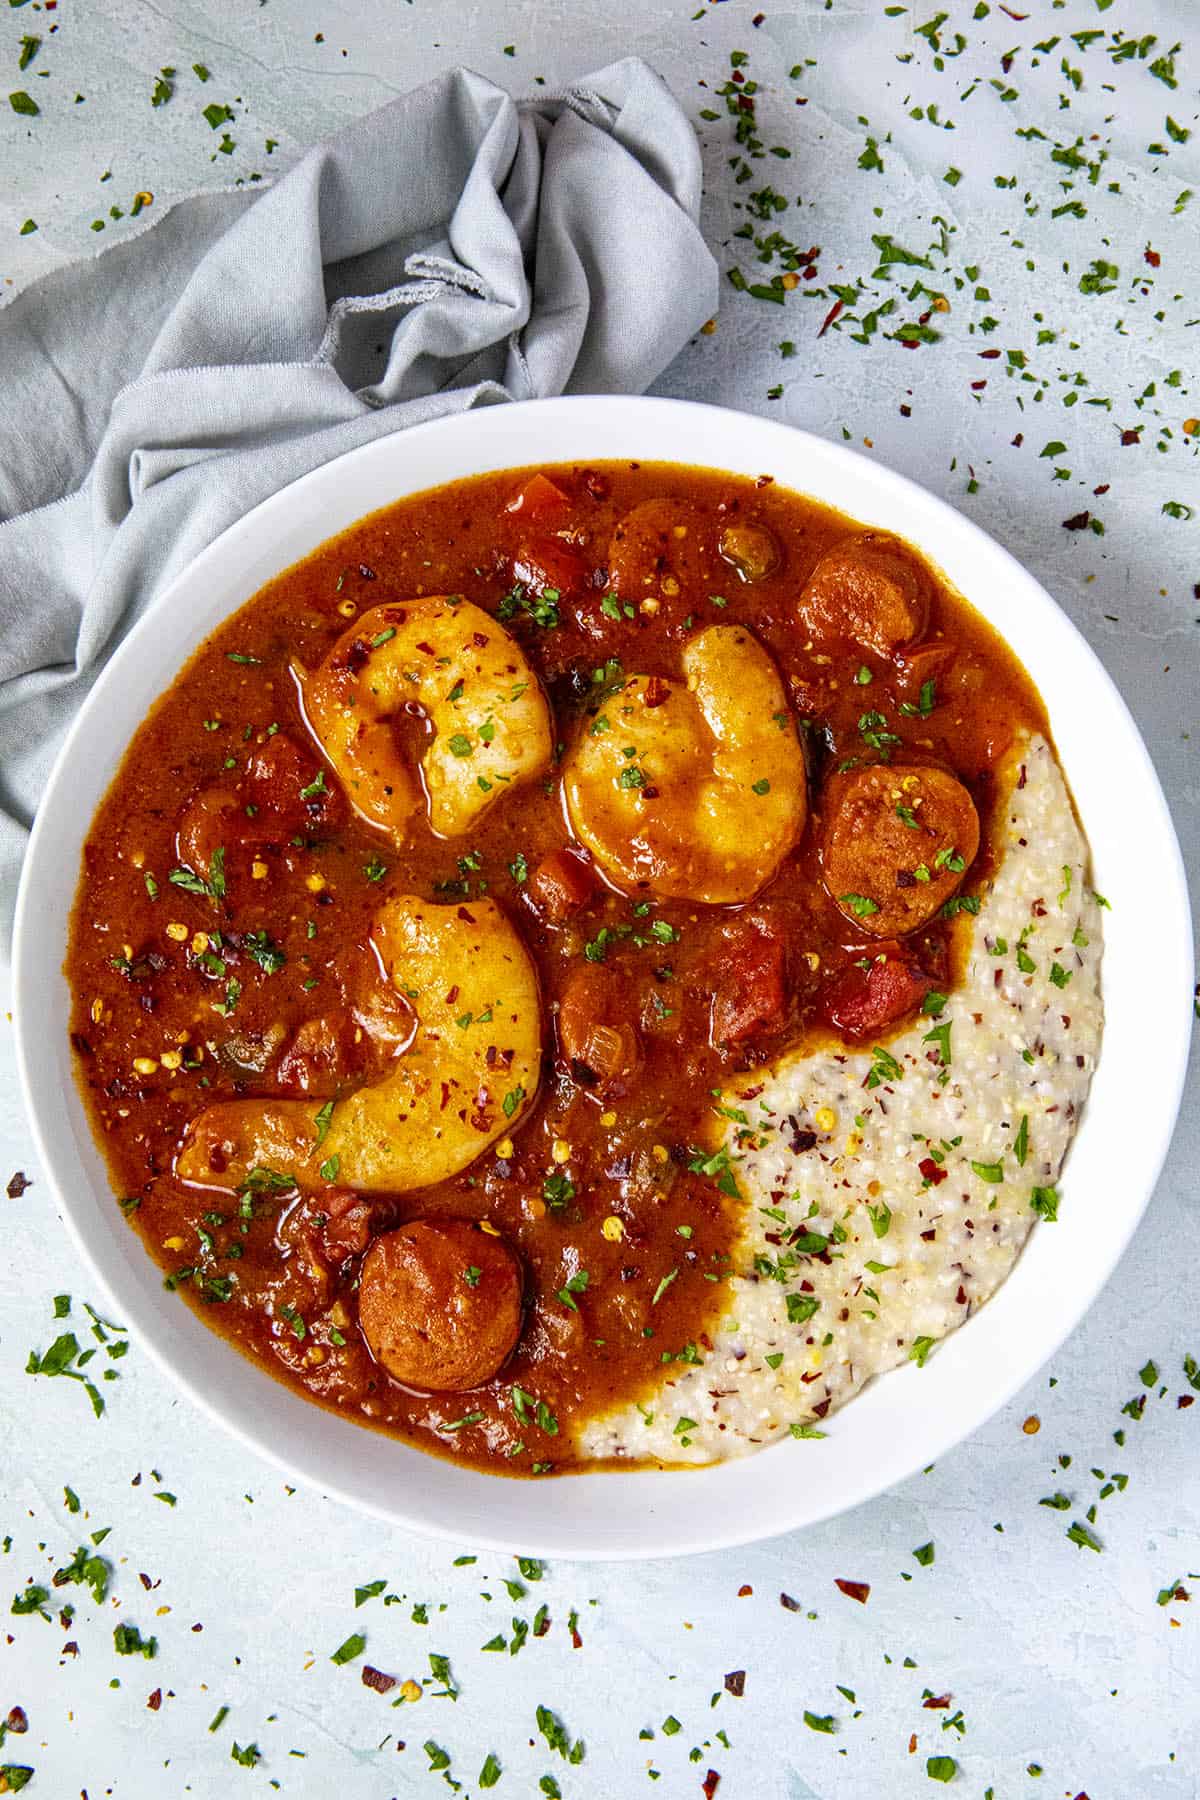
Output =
[{"x1": 0, "y1": 58, "x2": 717, "y2": 942}]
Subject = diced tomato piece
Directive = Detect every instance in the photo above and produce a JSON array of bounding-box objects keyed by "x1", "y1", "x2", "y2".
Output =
[
  {"x1": 312, "y1": 1189, "x2": 375, "y2": 1261},
  {"x1": 528, "y1": 847, "x2": 597, "y2": 922},
  {"x1": 710, "y1": 914, "x2": 787, "y2": 1045},
  {"x1": 820, "y1": 942, "x2": 933, "y2": 1038},
  {"x1": 244, "y1": 734, "x2": 336, "y2": 829},
  {"x1": 504, "y1": 472, "x2": 573, "y2": 525},
  {"x1": 511, "y1": 535, "x2": 587, "y2": 598},
  {"x1": 558, "y1": 964, "x2": 641, "y2": 1090},
  {"x1": 893, "y1": 638, "x2": 954, "y2": 703}
]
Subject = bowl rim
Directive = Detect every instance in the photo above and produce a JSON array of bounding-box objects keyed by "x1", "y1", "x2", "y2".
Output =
[{"x1": 13, "y1": 394, "x2": 1193, "y2": 1559}]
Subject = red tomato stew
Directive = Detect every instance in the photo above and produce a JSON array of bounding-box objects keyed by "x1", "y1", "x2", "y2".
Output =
[{"x1": 65, "y1": 460, "x2": 1048, "y2": 1474}]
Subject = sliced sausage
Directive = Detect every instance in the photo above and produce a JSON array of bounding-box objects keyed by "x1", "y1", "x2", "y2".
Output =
[
  {"x1": 821, "y1": 763, "x2": 980, "y2": 937},
  {"x1": 709, "y1": 911, "x2": 788, "y2": 1045},
  {"x1": 798, "y1": 532, "x2": 932, "y2": 658},
  {"x1": 357, "y1": 1219, "x2": 523, "y2": 1392},
  {"x1": 718, "y1": 520, "x2": 782, "y2": 584},
  {"x1": 557, "y1": 963, "x2": 641, "y2": 1092},
  {"x1": 606, "y1": 499, "x2": 711, "y2": 607},
  {"x1": 819, "y1": 941, "x2": 935, "y2": 1038}
]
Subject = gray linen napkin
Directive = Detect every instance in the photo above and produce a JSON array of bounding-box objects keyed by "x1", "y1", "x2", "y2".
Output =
[{"x1": 0, "y1": 57, "x2": 717, "y2": 944}]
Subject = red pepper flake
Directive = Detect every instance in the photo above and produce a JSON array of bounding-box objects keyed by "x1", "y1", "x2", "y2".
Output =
[
  {"x1": 723, "y1": 1670, "x2": 746, "y2": 1697},
  {"x1": 737, "y1": 1584, "x2": 753, "y2": 1597},
  {"x1": 998, "y1": 3, "x2": 1029, "y2": 15},
  {"x1": 919, "y1": 1157, "x2": 949, "y2": 1186},
  {"x1": 780, "y1": 1592, "x2": 801, "y2": 1611},
  {"x1": 1179, "y1": 1394, "x2": 1194, "y2": 1409},
  {"x1": 1120, "y1": 428, "x2": 1141, "y2": 446},
  {"x1": 978, "y1": 348, "x2": 1001, "y2": 360},
  {"x1": 534, "y1": 1609, "x2": 551, "y2": 1638},
  {"x1": 970, "y1": 379, "x2": 987, "y2": 391},
  {"x1": 1144, "y1": 246, "x2": 1161, "y2": 268},
  {"x1": 361, "y1": 1665, "x2": 397, "y2": 1694},
  {"x1": 834, "y1": 1578, "x2": 870, "y2": 1604},
  {"x1": 1062, "y1": 511, "x2": 1091, "y2": 531},
  {"x1": 1093, "y1": 483, "x2": 1110, "y2": 496},
  {"x1": 5, "y1": 1708, "x2": 27, "y2": 1735},
  {"x1": 6, "y1": 1171, "x2": 31, "y2": 1198},
  {"x1": 147, "y1": 1688, "x2": 162, "y2": 1711},
  {"x1": 923, "y1": 1694, "x2": 951, "y2": 1710},
  {"x1": 702, "y1": 1772, "x2": 721, "y2": 1800},
  {"x1": 818, "y1": 299, "x2": 843, "y2": 338},
  {"x1": 570, "y1": 1617, "x2": 583, "y2": 1648},
  {"x1": 909, "y1": 1733, "x2": 918, "y2": 1753}
]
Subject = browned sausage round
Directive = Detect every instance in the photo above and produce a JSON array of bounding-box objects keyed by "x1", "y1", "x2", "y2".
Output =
[
  {"x1": 718, "y1": 520, "x2": 782, "y2": 583},
  {"x1": 357, "y1": 1219, "x2": 523, "y2": 1392},
  {"x1": 606, "y1": 499, "x2": 710, "y2": 608},
  {"x1": 557, "y1": 963, "x2": 641, "y2": 1092},
  {"x1": 798, "y1": 532, "x2": 931, "y2": 658},
  {"x1": 821, "y1": 763, "x2": 980, "y2": 937}
]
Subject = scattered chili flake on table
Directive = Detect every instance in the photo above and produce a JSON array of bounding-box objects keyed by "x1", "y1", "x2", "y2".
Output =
[
  {"x1": 834, "y1": 1579, "x2": 870, "y2": 1603},
  {"x1": 6, "y1": 1173, "x2": 31, "y2": 1198}
]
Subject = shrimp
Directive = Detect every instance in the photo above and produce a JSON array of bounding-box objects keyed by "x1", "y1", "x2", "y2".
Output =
[
  {"x1": 562, "y1": 624, "x2": 807, "y2": 904},
  {"x1": 175, "y1": 895, "x2": 541, "y2": 1195},
  {"x1": 294, "y1": 597, "x2": 552, "y2": 843}
]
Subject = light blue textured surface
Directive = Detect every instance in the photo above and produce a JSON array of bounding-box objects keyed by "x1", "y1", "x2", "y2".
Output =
[{"x1": 1, "y1": 4, "x2": 1197, "y2": 1797}]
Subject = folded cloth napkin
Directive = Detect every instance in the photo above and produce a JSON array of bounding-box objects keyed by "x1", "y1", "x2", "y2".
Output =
[{"x1": 0, "y1": 56, "x2": 717, "y2": 946}]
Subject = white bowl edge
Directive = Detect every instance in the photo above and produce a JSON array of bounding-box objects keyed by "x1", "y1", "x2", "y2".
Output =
[{"x1": 13, "y1": 395, "x2": 1193, "y2": 1559}]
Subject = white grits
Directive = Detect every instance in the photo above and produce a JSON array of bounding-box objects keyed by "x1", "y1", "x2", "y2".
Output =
[{"x1": 577, "y1": 733, "x2": 1104, "y2": 1464}]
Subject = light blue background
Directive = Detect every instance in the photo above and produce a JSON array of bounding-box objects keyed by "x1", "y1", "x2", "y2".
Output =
[{"x1": 1, "y1": 2, "x2": 1197, "y2": 1795}]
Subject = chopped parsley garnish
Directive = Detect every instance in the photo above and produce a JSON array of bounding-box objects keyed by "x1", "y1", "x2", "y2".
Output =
[
  {"x1": 1013, "y1": 1116, "x2": 1029, "y2": 1166},
  {"x1": 243, "y1": 929, "x2": 286, "y2": 973},
  {"x1": 866, "y1": 1044, "x2": 904, "y2": 1088},
  {"x1": 498, "y1": 582, "x2": 560, "y2": 629},
  {"x1": 1030, "y1": 1186, "x2": 1060, "y2": 1221},
  {"x1": 113, "y1": 1622, "x2": 157, "y2": 1659},
  {"x1": 970, "y1": 1159, "x2": 1004, "y2": 1184}
]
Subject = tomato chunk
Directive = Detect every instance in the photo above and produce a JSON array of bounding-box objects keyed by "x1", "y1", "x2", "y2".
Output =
[
  {"x1": 710, "y1": 913, "x2": 787, "y2": 1045},
  {"x1": 528, "y1": 847, "x2": 597, "y2": 922},
  {"x1": 819, "y1": 942, "x2": 934, "y2": 1038},
  {"x1": 244, "y1": 734, "x2": 337, "y2": 830},
  {"x1": 558, "y1": 963, "x2": 641, "y2": 1091},
  {"x1": 504, "y1": 472, "x2": 573, "y2": 525},
  {"x1": 511, "y1": 535, "x2": 587, "y2": 599}
]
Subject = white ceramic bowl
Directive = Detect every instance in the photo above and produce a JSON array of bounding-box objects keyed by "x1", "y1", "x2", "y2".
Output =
[{"x1": 14, "y1": 397, "x2": 1192, "y2": 1559}]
